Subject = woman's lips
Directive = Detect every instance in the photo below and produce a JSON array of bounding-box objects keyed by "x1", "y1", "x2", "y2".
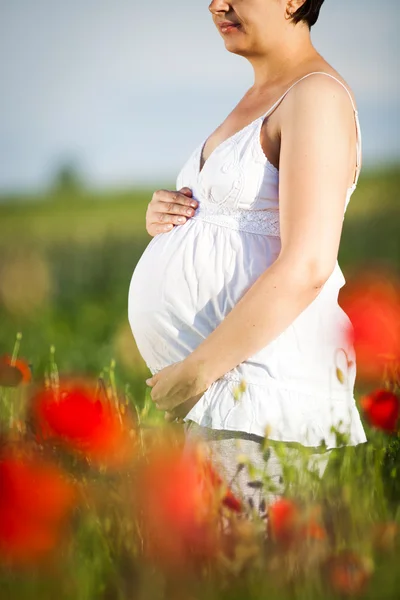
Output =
[{"x1": 218, "y1": 22, "x2": 240, "y2": 34}]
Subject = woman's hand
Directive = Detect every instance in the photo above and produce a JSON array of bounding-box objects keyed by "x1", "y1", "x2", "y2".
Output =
[
  {"x1": 163, "y1": 394, "x2": 204, "y2": 423},
  {"x1": 146, "y1": 187, "x2": 198, "y2": 237},
  {"x1": 145, "y1": 359, "x2": 209, "y2": 413}
]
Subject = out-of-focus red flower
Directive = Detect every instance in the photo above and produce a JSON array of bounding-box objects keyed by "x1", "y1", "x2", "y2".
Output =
[
  {"x1": 268, "y1": 498, "x2": 327, "y2": 546},
  {"x1": 222, "y1": 488, "x2": 242, "y2": 513},
  {"x1": 202, "y1": 460, "x2": 243, "y2": 513},
  {"x1": 360, "y1": 389, "x2": 400, "y2": 433},
  {"x1": 268, "y1": 498, "x2": 299, "y2": 544},
  {"x1": 31, "y1": 380, "x2": 137, "y2": 468},
  {"x1": 0, "y1": 449, "x2": 77, "y2": 566},
  {"x1": 340, "y1": 274, "x2": 400, "y2": 381},
  {"x1": 303, "y1": 518, "x2": 327, "y2": 541},
  {"x1": 325, "y1": 551, "x2": 372, "y2": 596},
  {"x1": 0, "y1": 355, "x2": 31, "y2": 387},
  {"x1": 135, "y1": 445, "x2": 241, "y2": 569},
  {"x1": 372, "y1": 522, "x2": 399, "y2": 553}
]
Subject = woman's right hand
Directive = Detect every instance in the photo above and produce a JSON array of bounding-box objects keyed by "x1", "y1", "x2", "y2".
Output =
[{"x1": 146, "y1": 187, "x2": 199, "y2": 237}]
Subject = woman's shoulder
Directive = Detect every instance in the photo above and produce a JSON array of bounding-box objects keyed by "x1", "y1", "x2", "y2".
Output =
[
  {"x1": 272, "y1": 64, "x2": 360, "y2": 150},
  {"x1": 289, "y1": 65, "x2": 358, "y2": 113}
]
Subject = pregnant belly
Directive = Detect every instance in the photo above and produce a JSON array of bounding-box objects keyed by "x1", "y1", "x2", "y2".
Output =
[{"x1": 127, "y1": 219, "x2": 279, "y2": 372}]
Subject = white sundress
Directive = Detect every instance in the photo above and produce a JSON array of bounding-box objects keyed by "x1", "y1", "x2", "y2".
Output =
[{"x1": 128, "y1": 71, "x2": 367, "y2": 450}]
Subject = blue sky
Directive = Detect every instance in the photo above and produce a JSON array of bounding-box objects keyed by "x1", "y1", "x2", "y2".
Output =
[{"x1": 0, "y1": 0, "x2": 399, "y2": 193}]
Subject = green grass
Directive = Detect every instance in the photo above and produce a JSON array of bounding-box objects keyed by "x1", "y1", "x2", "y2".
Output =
[
  {"x1": 0, "y1": 166, "x2": 398, "y2": 247},
  {"x1": 0, "y1": 166, "x2": 399, "y2": 599},
  {"x1": 0, "y1": 188, "x2": 152, "y2": 246},
  {"x1": 0, "y1": 165, "x2": 398, "y2": 385},
  {"x1": 0, "y1": 360, "x2": 399, "y2": 600}
]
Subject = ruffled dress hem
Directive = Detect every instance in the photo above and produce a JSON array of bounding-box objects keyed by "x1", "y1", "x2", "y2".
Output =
[{"x1": 180, "y1": 374, "x2": 367, "y2": 450}]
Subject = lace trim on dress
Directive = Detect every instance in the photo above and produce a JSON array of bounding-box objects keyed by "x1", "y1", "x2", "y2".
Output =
[{"x1": 190, "y1": 203, "x2": 281, "y2": 237}]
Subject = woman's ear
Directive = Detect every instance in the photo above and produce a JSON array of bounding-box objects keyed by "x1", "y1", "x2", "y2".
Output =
[
  {"x1": 286, "y1": 0, "x2": 308, "y2": 17},
  {"x1": 288, "y1": 0, "x2": 308, "y2": 11}
]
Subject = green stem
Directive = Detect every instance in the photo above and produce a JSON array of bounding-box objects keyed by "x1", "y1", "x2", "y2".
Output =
[{"x1": 10, "y1": 332, "x2": 22, "y2": 366}]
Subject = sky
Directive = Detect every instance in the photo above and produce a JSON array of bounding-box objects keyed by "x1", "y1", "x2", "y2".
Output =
[{"x1": 0, "y1": 0, "x2": 399, "y2": 193}]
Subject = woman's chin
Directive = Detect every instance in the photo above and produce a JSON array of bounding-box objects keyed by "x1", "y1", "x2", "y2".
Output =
[
  {"x1": 224, "y1": 40, "x2": 247, "y2": 56},
  {"x1": 222, "y1": 32, "x2": 247, "y2": 53}
]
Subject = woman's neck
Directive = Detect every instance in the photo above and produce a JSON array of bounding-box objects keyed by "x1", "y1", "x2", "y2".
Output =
[{"x1": 249, "y1": 36, "x2": 319, "y2": 91}]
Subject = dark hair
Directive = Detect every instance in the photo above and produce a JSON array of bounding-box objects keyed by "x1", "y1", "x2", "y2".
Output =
[{"x1": 291, "y1": 0, "x2": 325, "y2": 28}]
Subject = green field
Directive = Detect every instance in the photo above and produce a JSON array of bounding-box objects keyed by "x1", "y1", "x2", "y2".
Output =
[
  {"x1": 0, "y1": 167, "x2": 399, "y2": 599},
  {"x1": 1, "y1": 166, "x2": 399, "y2": 247},
  {"x1": 0, "y1": 166, "x2": 398, "y2": 385}
]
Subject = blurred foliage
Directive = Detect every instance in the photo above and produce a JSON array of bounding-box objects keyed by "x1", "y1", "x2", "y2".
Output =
[
  {"x1": 0, "y1": 355, "x2": 399, "y2": 600},
  {"x1": 50, "y1": 160, "x2": 86, "y2": 197},
  {"x1": 338, "y1": 166, "x2": 399, "y2": 274},
  {"x1": 382, "y1": 436, "x2": 400, "y2": 506},
  {"x1": 0, "y1": 165, "x2": 399, "y2": 599},
  {"x1": 0, "y1": 164, "x2": 398, "y2": 448}
]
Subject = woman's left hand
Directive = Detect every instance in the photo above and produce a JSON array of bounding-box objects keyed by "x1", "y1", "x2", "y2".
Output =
[{"x1": 145, "y1": 359, "x2": 209, "y2": 412}]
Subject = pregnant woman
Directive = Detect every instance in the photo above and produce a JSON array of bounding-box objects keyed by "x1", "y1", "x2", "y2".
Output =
[{"x1": 128, "y1": 0, "x2": 367, "y2": 508}]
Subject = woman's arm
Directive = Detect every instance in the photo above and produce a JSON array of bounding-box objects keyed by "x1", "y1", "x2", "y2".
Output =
[{"x1": 186, "y1": 75, "x2": 357, "y2": 388}]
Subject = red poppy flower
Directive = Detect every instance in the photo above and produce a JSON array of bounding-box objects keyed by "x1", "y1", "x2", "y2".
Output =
[
  {"x1": 303, "y1": 520, "x2": 327, "y2": 541},
  {"x1": 360, "y1": 389, "x2": 400, "y2": 433},
  {"x1": 340, "y1": 274, "x2": 400, "y2": 382},
  {"x1": 135, "y1": 445, "x2": 240, "y2": 569},
  {"x1": 31, "y1": 380, "x2": 137, "y2": 468},
  {"x1": 222, "y1": 488, "x2": 242, "y2": 513},
  {"x1": 325, "y1": 551, "x2": 372, "y2": 596},
  {"x1": 202, "y1": 460, "x2": 243, "y2": 513},
  {"x1": 0, "y1": 355, "x2": 31, "y2": 387},
  {"x1": 0, "y1": 450, "x2": 77, "y2": 565},
  {"x1": 268, "y1": 498, "x2": 327, "y2": 545},
  {"x1": 268, "y1": 498, "x2": 299, "y2": 544}
]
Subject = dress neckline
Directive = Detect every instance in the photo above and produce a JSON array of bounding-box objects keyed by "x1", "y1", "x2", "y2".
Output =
[
  {"x1": 196, "y1": 70, "x2": 361, "y2": 189},
  {"x1": 196, "y1": 113, "x2": 357, "y2": 194},
  {"x1": 198, "y1": 114, "x2": 266, "y2": 176},
  {"x1": 197, "y1": 70, "x2": 328, "y2": 176}
]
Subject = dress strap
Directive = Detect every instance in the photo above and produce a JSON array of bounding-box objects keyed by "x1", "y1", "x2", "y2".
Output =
[{"x1": 263, "y1": 71, "x2": 362, "y2": 186}]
